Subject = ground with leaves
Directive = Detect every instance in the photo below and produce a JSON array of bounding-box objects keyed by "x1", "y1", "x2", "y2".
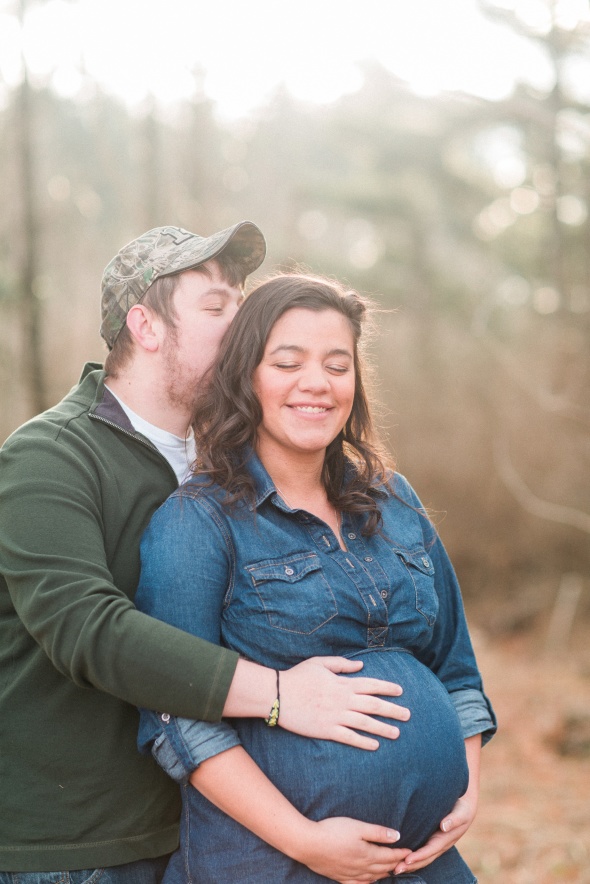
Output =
[{"x1": 460, "y1": 630, "x2": 590, "y2": 883}]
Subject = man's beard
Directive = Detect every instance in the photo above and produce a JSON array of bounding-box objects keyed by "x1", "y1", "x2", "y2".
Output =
[{"x1": 161, "y1": 330, "x2": 201, "y2": 417}]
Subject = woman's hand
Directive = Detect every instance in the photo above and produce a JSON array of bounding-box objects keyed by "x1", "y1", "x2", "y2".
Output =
[
  {"x1": 279, "y1": 656, "x2": 411, "y2": 750},
  {"x1": 392, "y1": 792, "x2": 477, "y2": 875},
  {"x1": 296, "y1": 817, "x2": 410, "y2": 884},
  {"x1": 223, "y1": 656, "x2": 409, "y2": 749},
  {"x1": 392, "y1": 734, "x2": 482, "y2": 875},
  {"x1": 192, "y1": 745, "x2": 409, "y2": 882}
]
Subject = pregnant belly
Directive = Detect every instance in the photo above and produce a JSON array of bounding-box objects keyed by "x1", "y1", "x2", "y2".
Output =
[{"x1": 235, "y1": 648, "x2": 469, "y2": 850}]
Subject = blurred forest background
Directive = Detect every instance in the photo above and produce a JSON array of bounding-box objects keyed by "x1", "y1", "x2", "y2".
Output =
[
  {"x1": 2, "y1": 0, "x2": 588, "y2": 628},
  {"x1": 1, "y1": 0, "x2": 590, "y2": 878}
]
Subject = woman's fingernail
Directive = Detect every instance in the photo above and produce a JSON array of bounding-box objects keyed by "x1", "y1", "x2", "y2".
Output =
[
  {"x1": 387, "y1": 829, "x2": 400, "y2": 842},
  {"x1": 441, "y1": 819, "x2": 452, "y2": 832}
]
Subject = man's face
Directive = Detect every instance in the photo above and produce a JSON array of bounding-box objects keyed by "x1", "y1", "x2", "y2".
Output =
[{"x1": 161, "y1": 260, "x2": 243, "y2": 414}]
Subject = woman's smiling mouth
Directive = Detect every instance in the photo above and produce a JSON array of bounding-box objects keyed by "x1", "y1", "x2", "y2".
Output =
[{"x1": 290, "y1": 405, "x2": 331, "y2": 414}]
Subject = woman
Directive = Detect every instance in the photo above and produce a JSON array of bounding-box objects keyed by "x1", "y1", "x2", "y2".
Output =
[{"x1": 136, "y1": 274, "x2": 496, "y2": 883}]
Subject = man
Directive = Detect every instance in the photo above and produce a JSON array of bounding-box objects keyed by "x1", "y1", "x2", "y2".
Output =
[{"x1": 0, "y1": 223, "x2": 411, "y2": 883}]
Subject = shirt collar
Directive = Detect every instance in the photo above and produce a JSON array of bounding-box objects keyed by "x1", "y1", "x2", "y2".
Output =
[
  {"x1": 245, "y1": 448, "x2": 286, "y2": 511},
  {"x1": 245, "y1": 448, "x2": 357, "y2": 514}
]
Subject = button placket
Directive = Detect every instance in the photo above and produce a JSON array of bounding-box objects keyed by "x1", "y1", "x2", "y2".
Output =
[
  {"x1": 303, "y1": 517, "x2": 341, "y2": 553},
  {"x1": 335, "y1": 546, "x2": 390, "y2": 639}
]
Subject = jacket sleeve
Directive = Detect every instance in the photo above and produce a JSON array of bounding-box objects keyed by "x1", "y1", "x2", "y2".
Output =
[
  {"x1": 0, "y1": 429, "x2": 238, "y2": 721},
  {"x1": 393, "y1": 474, "x2": 497, "y2": 746},
  {"x1": 136, "y1": 491, "x2": 242, "y2": 775}
]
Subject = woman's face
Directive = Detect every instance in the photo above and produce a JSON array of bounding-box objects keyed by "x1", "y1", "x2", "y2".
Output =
[{"x1": 252, "y1": 307, "x2": 356, "y2": 465}]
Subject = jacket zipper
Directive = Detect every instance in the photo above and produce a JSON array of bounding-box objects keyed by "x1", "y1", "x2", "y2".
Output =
[{"x1": 89, "y1": 412, "x2": 179, "y2": 486}]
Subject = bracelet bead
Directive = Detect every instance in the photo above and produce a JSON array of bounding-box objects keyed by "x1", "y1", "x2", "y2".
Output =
[{"x1": 264, "y1": 670, "x2": 280, "y2": 727}]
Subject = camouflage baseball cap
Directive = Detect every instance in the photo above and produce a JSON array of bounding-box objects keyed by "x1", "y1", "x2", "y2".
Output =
[{"x1": 100, "y1": 221, "x2": 266, "y2": 348}]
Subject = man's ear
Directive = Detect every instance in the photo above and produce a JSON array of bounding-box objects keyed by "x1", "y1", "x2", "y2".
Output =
[{"x1": 125, "y1": 304, "x2": 163, "y2": 352}]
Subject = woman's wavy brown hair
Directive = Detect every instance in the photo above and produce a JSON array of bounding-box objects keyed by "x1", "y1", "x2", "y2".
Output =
[{"x1": 190, "y1": 273, "x2": 394, "y2": 535}]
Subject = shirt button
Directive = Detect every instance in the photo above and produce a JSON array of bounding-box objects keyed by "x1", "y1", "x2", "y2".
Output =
[
  {"x1": 380, "y1": 590, "x2": 388, "y2": 599},
  {"x1": 422, "y1": 557, "x2": 430, "y2": 568},
  {"x1": 161, "y1": 713, "x2": 171, "y2": 723},
  {"x1": 347, "y1": 532, "x2": 357, "y2": 540},
  {"x1": 284, "y1": 567, "x2": 294, "y2": 576},
  {"x1": 364, "y1": 556, "x2": 373, "y2": 562}
]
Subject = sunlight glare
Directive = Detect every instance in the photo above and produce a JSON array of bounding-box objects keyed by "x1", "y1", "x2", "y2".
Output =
[
  {"x1": 0, "y1": 0, "x2": 571, "y2": 118},
  {"x1": 514, "y1": 0, "x2": 553, "y2": 33},
  {"x1": 555, "y1": 0, "x2": 590, "y2": 29},
  {"x1": 0, "y1": 12, "x2": 22, "y2": 86}
]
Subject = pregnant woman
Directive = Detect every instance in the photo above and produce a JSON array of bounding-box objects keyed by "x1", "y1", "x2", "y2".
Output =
[{"x1": 136, "y1": 273, "x2": 496, "y2": 883}]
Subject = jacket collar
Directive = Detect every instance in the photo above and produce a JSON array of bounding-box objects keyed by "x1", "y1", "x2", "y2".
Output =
[{"x1": 83, "y1": 363, "x2": 136, "y2": 435}]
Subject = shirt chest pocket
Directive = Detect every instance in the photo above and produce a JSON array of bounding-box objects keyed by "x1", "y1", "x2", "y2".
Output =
[
  {"x1": 245, "y1": 552, "x2": 338, "y2": 635},
  {"x1": 392, "y1": 548, "x2": 439, "y2": 626}
]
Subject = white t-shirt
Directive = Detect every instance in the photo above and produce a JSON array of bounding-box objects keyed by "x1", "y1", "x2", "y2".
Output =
[{"x1": 105, "y1": 386, "x2": 196, "y2": 485}]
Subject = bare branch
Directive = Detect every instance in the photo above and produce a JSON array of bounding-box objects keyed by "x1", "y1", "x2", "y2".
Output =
[
  {"x1": 493, "y1": 436, "x2": 590, "y2": 534},
  {"x1": 484, "y1": 337, "x2": 590, "y2": 428}
]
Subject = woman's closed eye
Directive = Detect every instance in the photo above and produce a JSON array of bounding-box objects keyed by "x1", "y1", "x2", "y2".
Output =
[
  {"x1": 273, "y1": 362, "x2": 351, "y2": 373},
  {"x1": 326, "y1": 363, "x2": 351, "y2": 374},
  {"x1": 274, "y1": 361, "x2": 301, "y2": 371}
]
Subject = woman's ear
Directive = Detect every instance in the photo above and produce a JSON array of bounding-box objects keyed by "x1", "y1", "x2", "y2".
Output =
[{"x1": 125, "y1": 304, "x2": 163, "y2": 353}]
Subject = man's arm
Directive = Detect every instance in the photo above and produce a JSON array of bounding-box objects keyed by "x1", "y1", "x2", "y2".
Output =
[{"x1": 0, "y1": 431, "x2": 241, "y2": 719}]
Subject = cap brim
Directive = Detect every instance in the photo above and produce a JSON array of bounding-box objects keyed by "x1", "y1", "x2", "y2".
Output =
[{"x1": 158, "y1": 220, "x2": 266, "y2": 281}]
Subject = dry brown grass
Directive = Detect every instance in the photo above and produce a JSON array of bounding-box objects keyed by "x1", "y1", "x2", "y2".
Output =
[{"x1": 461, "y1": 631, "x2": 590, "y2": 883}]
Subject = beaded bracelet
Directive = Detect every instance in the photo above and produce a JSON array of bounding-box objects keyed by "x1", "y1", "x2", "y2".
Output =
[{"x1": 264, "y1": 670, "x2": 280, "y2": 727}]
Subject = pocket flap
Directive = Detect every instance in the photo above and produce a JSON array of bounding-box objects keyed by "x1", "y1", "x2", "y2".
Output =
[
  {"x1": 246, "y1": 553, "x2": 323, "y2": 585},
  {"x1": 393, "y1": 548, "x2": 435, "y2": 576}
]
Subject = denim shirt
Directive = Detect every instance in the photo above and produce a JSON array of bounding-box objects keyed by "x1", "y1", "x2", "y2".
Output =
[{"x1": 136, "y1": 454, "x2": 496, "y2": 783}]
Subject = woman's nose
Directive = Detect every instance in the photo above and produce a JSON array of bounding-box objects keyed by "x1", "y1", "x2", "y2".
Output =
[{"x1": 297, "y1": 366, "x2": 330, "y2": 392}]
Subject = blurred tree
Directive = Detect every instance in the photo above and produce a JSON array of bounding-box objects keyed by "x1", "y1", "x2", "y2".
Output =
[
  {"x1": 138, "y1": 96, "x2": 161, "y2": 231},
  {"x1": 474, "y1": 2, "x2": 590, "y2": 535},
  {"x1": 0, "y1": 11, "x2": 587, "y2": 623},
  {"x1": 14, "y1": 0, "x2": 47, "y2": 414}
]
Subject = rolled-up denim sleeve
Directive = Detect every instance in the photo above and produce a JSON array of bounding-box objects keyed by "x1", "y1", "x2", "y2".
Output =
[
  {"x1": 393, "y1": 474, "x2": 497, "y2": 746},
  {"x1": 449, "y1": 688, "x2": 496, "y2": 746},
  {"x1": 141, "y1": 708, "x2": 241, "y2": 784}
]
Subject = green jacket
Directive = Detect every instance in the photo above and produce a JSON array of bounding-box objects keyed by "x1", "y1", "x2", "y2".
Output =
[{"x1": 0, "y1": 364, "x2": 238, "y2": 871}]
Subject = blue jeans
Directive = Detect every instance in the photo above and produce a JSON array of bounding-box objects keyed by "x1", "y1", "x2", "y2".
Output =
[{"x1": 0, "y1": 856, "x2": 170, "y2": 884}]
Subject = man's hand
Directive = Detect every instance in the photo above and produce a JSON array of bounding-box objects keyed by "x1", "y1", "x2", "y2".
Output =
[
  {"x1": 295, "y1": 817, "x2": 410, "y2": 884},
  {"x1": 279, "y1": 656, "x2": 410, "y2": 750},
  {"x1": 393, "y1": 734, "x2": 482, "y2": 875}
]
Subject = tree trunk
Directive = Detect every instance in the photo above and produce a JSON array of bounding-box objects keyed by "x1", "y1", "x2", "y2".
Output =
[{"x1": 16, "y1": 0, "x2": 47, "y2": 415}]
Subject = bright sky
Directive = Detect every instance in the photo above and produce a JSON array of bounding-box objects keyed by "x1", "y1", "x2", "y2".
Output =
[{"x1": 0, "y1": 0, "x2": 589, "y2": 117}]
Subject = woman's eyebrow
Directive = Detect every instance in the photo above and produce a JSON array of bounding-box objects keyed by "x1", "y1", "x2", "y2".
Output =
[
  {"x1": 268, "y1": 344, "x2": 353, "y2": 357},
  {"x1": 326, "y1": 348, "x2": 353, "y2": 358}
]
